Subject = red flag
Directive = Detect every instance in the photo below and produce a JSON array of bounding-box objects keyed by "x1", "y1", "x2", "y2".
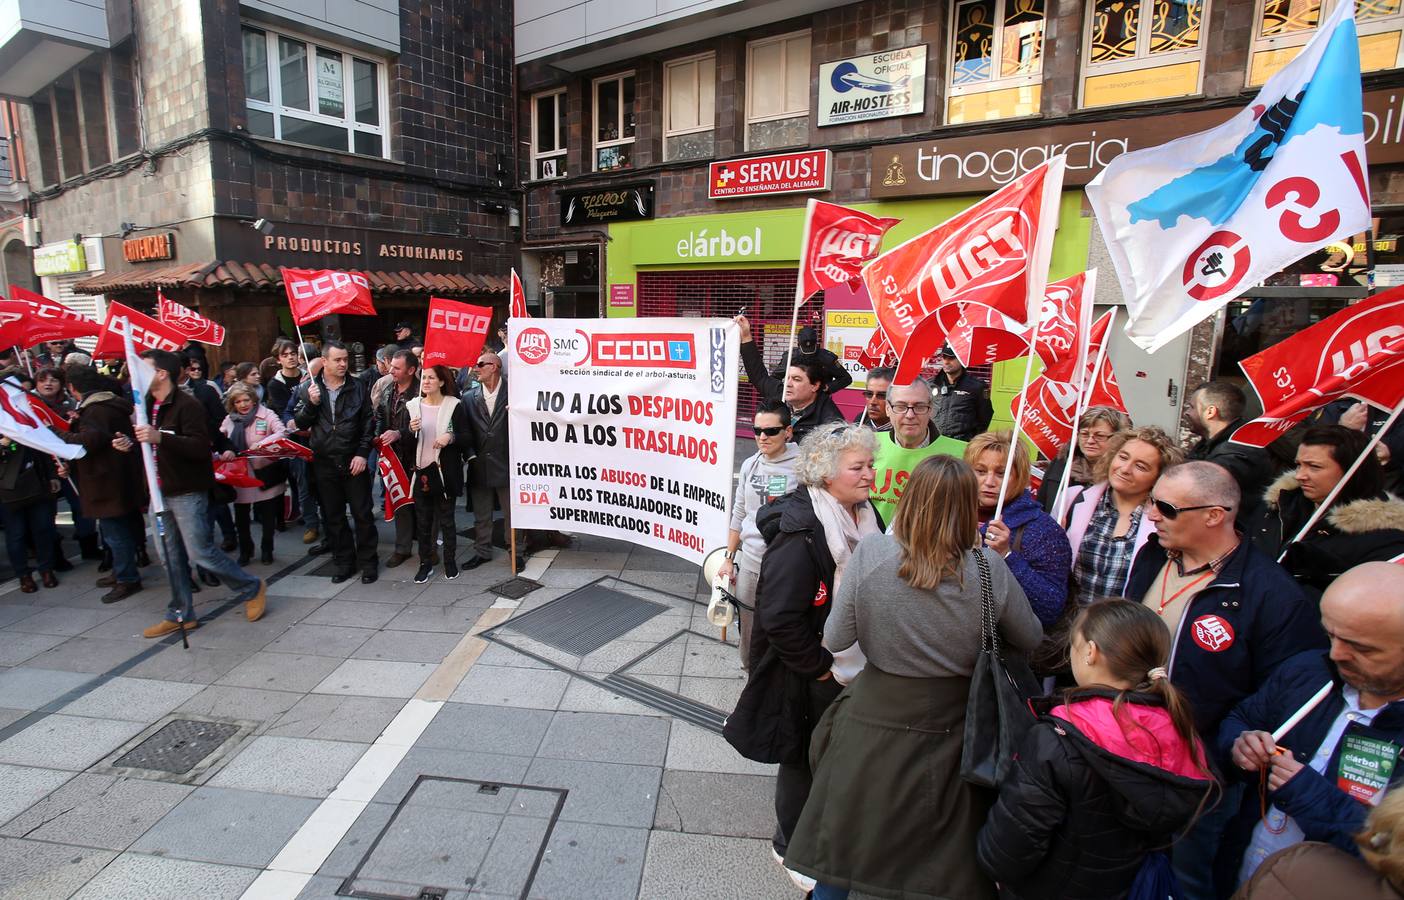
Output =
[
  {"x1": 863, "y1": 157, "x2": 1065, "y2": 382},
  {"x1": 855, "y1": 329, "x2": 894, "y2": 369},
  {"x1": 798, "y1": 199, "x2": 900, "y2": 301},
  {"x1": 422, "y1": 297, "x2": 493, "y2": 369},
  {"x1": 281, "y1": 268, "x2": 377, "y2": 326},
  {"x1": 27, "y1": 399, "x2": 70, "y2": 433},
  {"x1": 214, "y1": 458, "x2": 263, "y2": 489},
  {"x1": 1233, "y1": 288, "x2": 1404, "y2": 447},
  {"x1": 5, "y1": 286, "x2": 101, "y2": 344},
  {"x1": 93, "y1": 303, "x2": 187, "y2": 360},
  {"x1": 1018, "y1": 375, "x2": 1082, "y2": 459},
  {"x1": 243, "y1": 434, "x2": 313, "y2": 461},
  {"x1": 510, "y1": 269, "x2": 529, "y2": 319},
  {"x1": 158, "y1": 292, "x2": 226, "y2": 346},
  {"x1": 1033, "y1": 271, "x2": 1095, "y2": 380},
  {"x1": 375, "y1": 435, "x2": 413, "y2": 521},
  {"x1": 943, "y1": 303, "x2": 1030, "y2": 367}
]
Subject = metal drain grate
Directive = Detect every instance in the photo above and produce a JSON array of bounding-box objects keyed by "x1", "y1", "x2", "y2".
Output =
[
  {"x1": 112, "y1": 719, "x2": 241, "y2": 774},
  {"x1": 488, "y1": 576, "x2": 541, "y2": 600},
  {"x1": 498, "y1": 582, "x2": 669, "y2": 656}
]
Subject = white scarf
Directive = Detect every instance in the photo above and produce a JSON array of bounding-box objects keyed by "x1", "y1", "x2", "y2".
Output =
[{"x1": 810, "y1": 485, "x2": 881, "y2": 684}]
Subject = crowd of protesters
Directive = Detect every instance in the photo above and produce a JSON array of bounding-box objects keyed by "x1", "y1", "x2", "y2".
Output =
[{"x1": 722, "y1": 314, "x2": 1404, "y2": 900}]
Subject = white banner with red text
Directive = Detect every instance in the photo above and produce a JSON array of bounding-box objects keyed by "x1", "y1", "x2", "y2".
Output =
[{"x1": 508, "y1": 317, "x2": 739, "y2": 565}]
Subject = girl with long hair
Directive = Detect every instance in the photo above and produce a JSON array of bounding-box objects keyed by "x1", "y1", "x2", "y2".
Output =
[
  {"x1": 407, "y1": 364, "x2": 472, "y2": 584},
  {"x1": 978, "y1": 599, "x2": 1218, "y2": 899}
]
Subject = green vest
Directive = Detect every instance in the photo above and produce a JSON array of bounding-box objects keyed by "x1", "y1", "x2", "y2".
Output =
[{"x1": 871, "y1": 431, "x2": 969, "y2": 525}]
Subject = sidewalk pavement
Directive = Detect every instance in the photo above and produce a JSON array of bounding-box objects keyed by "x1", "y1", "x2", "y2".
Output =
[{"x1": 0, "y1": 511, "x2": 797, "y2": 899}]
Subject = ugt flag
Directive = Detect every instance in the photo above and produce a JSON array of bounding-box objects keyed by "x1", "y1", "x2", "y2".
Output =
[
  {"x1": 422, "y1": 297, "x2": 493, "y2": 369},
  {"x1": 1087, "y1": 0, "x2": 1369, "y2": 353},
  {"x1": 282, "y1": 268, "x2": 377, "y2": 326},
  {"x1": 158, "y1": 292, "x2": 226, "y2": 346},
  {"x1": 797, "y1": 199, "x2": 900, "y2": 301}
]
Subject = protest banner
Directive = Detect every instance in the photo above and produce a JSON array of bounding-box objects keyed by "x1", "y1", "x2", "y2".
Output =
[
  {"x1": 422, "y1": 297, "x2": 493, "y2": 369},
  {"x1": 0, "y1": 377, "x2": 84, "y2": 460},
  {"x1": 508, "y1": 317, "x2": 740, "y2": 565},
  {"x1": 214, "y1": 458, "x2": 263, "y2": 489},
  {"x1": 93, "y1": 303, "x2": 187, "y2": 360}
]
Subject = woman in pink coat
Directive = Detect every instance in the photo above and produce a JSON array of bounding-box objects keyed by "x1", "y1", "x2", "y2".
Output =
[{"x1": 219, "y1": 383, "x2": 287, "y2": 565}]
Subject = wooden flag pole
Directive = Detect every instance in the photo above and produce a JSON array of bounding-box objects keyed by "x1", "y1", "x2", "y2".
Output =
[{"x1": 993, "y1": 346, "x2": 1039, "y2": 522}]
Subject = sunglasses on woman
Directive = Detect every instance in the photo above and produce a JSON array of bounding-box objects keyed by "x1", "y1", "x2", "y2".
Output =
[
  {"x1": 1151, "y1": 498, "x2": 1231, "y2": 519},
  {"x1": 753, "y1": 425, "x2": 787, "y2": 437}
]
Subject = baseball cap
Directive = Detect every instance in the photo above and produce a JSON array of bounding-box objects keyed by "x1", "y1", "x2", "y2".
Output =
[{"x1": 936, "y1": 344, "x2": 958, "y2": 358}]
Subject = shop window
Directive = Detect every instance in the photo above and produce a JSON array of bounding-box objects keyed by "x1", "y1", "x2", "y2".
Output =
[
  {"x1": 241, "y1": 24, "x2": 389, "y2": 159},
  {"x1": 746, "y1": 31, "x2": 810, "y2": 151},
  {"x1": 1248, "y1": 0, "x2": 1404, "y2": 85},
  {"x1": 664, "y1": 54, "x2": 716, "y2": 161},
  {"x1": 531, "y1": 89, "x2": 568, "y2": 180},
  {"x1": 948, "y1": 0, "x2": 1046, "y2": 123},
  {"x1": 1080, "y1": 0, "x2": 1208, "y2": 109},
  {"x1": 592, "y1": 73, "x2": 636, "y2": 172}
]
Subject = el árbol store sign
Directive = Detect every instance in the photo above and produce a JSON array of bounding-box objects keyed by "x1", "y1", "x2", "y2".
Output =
[{"x1": 709, "y1": 150, "x2": 831, "y2": 200}]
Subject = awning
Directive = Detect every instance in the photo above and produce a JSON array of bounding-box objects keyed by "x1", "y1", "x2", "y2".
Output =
[{"x1": 71, "y1": 261, "x2": 509, "y2": 297}]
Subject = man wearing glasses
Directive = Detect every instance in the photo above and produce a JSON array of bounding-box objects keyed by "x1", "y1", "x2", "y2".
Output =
[
  {"x1": 870, "y1": 379, "x2": 969, "y2": 525},
  {"x1": 858, "y1": 366, "x2": 893, "y2": 432},
  {"x1": 463, "y1": 350, "x2": 523, "y2": 571},
  {"x1": 1124, "y1": 460, "x2": 1324, "y2": 900}
]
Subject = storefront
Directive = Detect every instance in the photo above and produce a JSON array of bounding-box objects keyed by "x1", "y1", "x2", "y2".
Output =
[{"x1": 35, "y1": 238, "x2": 108, "y2": 345}]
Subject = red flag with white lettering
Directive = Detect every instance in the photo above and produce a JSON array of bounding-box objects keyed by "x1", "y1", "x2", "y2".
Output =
[
  {"x1": 1033, "y1": 271, "x2": 1096, "y2": 381},
  {"x1": 93, "y1": 302, "x2": 187, "y2": 360},
  {"x1": 243, "y1": 434, "x2": 313, "y2": 461},
  {"x1": 1018, "y1": 374, "x2": 1082, "y2": 459},
  {"x1": 422, "y1": 297, "x2": 493, "y2": 369},
  {"x1": 943, "y1": 303, "x2": 1030, "y2": 367},
  {"x1": 510, "y1": 269, "x2": 529, "y2": 319},
  {"x1": 281, "y1": 268, "x2": 377, "y2": 326},
  {"x1": 157, "y1": 292, "x2": 226, "y2": 346},
  {"x1": 798, "y1": 199, "x2": 900, "y2": 301},
  {"x1": 1232, "y1": 287, "x2": 1404, "y2": 447},
  {"x1": 27, "y1": 398, "x2": 70, "y2": 433},
  {"x1": 862, "y1": 157, "x2": 1064, "y2": 382},
  {"x1": 855, "y1": 329, "x2": 894, "y2": 369},
  {"x1": 376, "y1": 435, "x2": 414, "y2": 521},
  {"x1": 6, "y1": 285, "x2": 101, "y2": 343}
]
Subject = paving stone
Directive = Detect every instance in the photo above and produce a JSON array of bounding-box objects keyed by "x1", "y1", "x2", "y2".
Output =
[
  {"x1": 416, "y1": 703, "x2": 553, "y2": 756},
  {"x1": 530, "y1": 821, "x2": 649, "y2": 900},
  {"x1": 313, "y1": 801, "x2": 396, "y2": 877},
  {"x1": 664, "y1": 721, "x2": 776, "y2": 777},
  {"x1": 475, "y1": 812, "x2": 553, "y2": 896},
  {"x1": 537, "y1": 711, "x2": 670, "y2": 767},
  {"x1": 578, "y1": 640, "x2": 677, "y2": 675},
  {"x1": 0, "y1": 605, "x2": 42, "y2": 628},
  {"x1": 681, "y1": 637, "x2": 747, "y2": 679},
  {"x1": 176, "y1": 684, "x2": 303, "y2": 722},
  {"x1": 356, "y1": 803, "x2": 499, "y2": 889},
  {"x1": 0, "y1": 773, "x2": 192, "y2": 849},
  {"x1": 0, "y1": 630, "x2": 65, "y2": 665},
  {"x1": 217, "y1": 651, "x2": 343, "y2": 693},
  {"x1": 209, "y1": 735, "x2": 365, "y2": 798},
  {"x1": 0, "y1": 667, "x2": 93, "y2": 710},
  {"x1": 295, "y1": 873, "x2": 353, "y2": 899},
  {"x1": 3, "y1": 605, "x2": 125, "y2": 636},
  {"x1": 312, "y1": 659, "x2": 435, "y2": 698},
  {"x1": 20, "y1": 636, "x2": 152, "y2": 674},
  {"x1": 551, "y1": 551, "x2": 630, "y2": 571},
  {"x1": 652, "y1": 770, "x2": 777, "y2": 839},
  {"x1": 302, "y1": 600, "x2": 406, "y2": 629},
  {"x1": 475, "y1": 642, "x2": 551, "y2": 669},
  {"x1": 523, "y1": 757, "x2": 661, "y2": 828},
  {"x1": 265, "y1": 623, "x2": 375, "y2": 657},
  {"x1": 266, "y1": 694, "x2": 404, "y2": 743},
  {"x1": 448, "y1": 664, "x2": 568, "y2": 710},
  {"x1": 536, "y1": 568, "x2": 617, "y2": 589},
  {"x1": 557, "y1": 679, "x2": 667, "y2": 718},
  {"x1": 0, "y1": 837, "x2": 117, "y2": 900},
  {"x1": 0, "y1": 715, "x2": 145, "y2": 770},
  {"x1": 624, "y1": 549, "x2": 700, "y2": 574},
  {"x1": 60, "y1": 677, "x2": 205, "y2": 723},
  {"x1": 120, "y1": 645, "x2": 253, "y2": 685},
  {"x1": 351, "y1": 629, "x2": 462, "y2": 663},
  {"x1": 382, "y1": 604, "x2": 489, "y2": 633},
  {"x1": 0, "y1": 764, "x2": 73, "y2": 827},
  {"x1": 129, "y1": 786, "x2": 319, "y2": 866},
  {"x1": 68, "y1": 852, "x2": 259, "y2": 899},
  {"x1": 334, "y1": 580, "x2": 423, "y2": 603},
  {"x1": 638, "y1": 831, "x2": 794, "y2": 900},
  {"x1": 73, "y1": 606, "x2": 182, "y2": 641},
  {"x1": 0, "y1": 709, "x2": 23, "y2": 730},
  {"x1": 371, "y1": 748, "x2": 531, "y2": 806},
  {"x1": 676, "y1": 675, "x2": 744, "y2": 712},
  {"x1": 264, "y1": 575, "x2": 345, "y2": 599}
]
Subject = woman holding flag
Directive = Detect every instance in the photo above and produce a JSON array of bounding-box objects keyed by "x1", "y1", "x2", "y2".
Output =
[
  {"x1": 407, "y1": 364, "x2": 473, "y2": 584},
  {"x1": 219, "y1": 383, "x2": 287, "y2": 566}
]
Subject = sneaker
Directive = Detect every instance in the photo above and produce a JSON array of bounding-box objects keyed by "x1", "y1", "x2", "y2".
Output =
[
  {"x1": 302, "y1": 528, "x2": 319, "y2": 544},
  {"x1": 245, "y1": 580, "x2": 267, "y2": 622},
  {"x1": 142, "y1": 619, "x2": 198, "y2": 639},
  {"x1": 101, "y1": 582, "x2": 143, "y2": 604},
  {"x1": 444, "y1": 560, "x2": 459, "y2": 580},
  {"x1": 414, "y1": 564, "x2": 433, "y2": 584}
]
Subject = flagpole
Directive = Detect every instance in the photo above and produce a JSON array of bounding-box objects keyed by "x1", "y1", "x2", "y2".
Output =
[
  {"x1": 1053, "y1": 306, "x2": 1117, "y2": 523},
  {"x1": 1277, "y1": 396, "x2": 1404, "y2": 563},
  {"x1": 993, "y1": 346, "x2": 1039, "y2": 522},
  {"x1": 14, "y1": 346, "x2": 32, "y2": 378},
  {"x1": 783, "y1": 200, "x2": 819, "y2": 388}
]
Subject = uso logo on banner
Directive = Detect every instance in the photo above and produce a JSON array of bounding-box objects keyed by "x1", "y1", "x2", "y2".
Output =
[{"x1": 1192, "y1": 615, "x2": 1235, "y2": 652}]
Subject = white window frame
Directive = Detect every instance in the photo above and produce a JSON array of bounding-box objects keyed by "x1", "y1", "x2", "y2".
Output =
[
  {"x1": 946, "y1": 0, "x2": 1046, "y2": 110},
  {"x1": 1247, "y1": 0, "x2": 1404, "y2": 85},
  {"x1": 1079, "y1": 0, "x2": 1209, "y2": 107},
  {"x1": 531, "y1": 88, "x2": 567, "y2": 181},
  {"x1": 592, "y1": 71, "x2": 636, "y2": 172},
  {"x1": 242, "y1": 23, "x2": 390, "y2": 159},
  {"x1": 663, "y1": 53, "x2": 716, "y2": 144},
  {"x1": 745, "y1": 30, "x2": 811, "y2": 149}
]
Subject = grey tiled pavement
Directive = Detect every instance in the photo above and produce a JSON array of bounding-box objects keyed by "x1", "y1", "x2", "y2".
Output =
[{"x1": 0, "y1": 511, "x2": 796, "y2": 899}]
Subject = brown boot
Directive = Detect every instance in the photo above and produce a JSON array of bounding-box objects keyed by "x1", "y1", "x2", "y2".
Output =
[
  {"x1": 143, "y1": 619, "x2": 198, "y2": 639},
  {"x1": 245, "y1": 580, "x2": 267, "y2": 622}
]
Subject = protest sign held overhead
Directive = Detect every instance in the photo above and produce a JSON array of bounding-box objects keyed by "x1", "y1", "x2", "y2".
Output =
[
  {"x1": 1087, "y1": 0, "x2": 1369, "y2": 353},
  {"x1": 157, "y1": 293, "x2": 226, "y2": 346},
  {"x1": 93, "y1": 303, "x2": 187, "y2": 360},
  {"x1": 422, "y1": 297, "x2": 494, "y2": 369},
  {"x1": 281, "y1": 267, "x2": 377, "y2": 326},
  {"x1": 508, "y1": 318, "x2": 739, "y2": 565}
]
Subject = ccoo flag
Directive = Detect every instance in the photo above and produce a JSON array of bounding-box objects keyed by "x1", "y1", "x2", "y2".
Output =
[{"x1": 1086, "y1": 0, "x2": 1369, "y2": 353}]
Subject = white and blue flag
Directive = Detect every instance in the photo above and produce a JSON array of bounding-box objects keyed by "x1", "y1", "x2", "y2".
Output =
[{"x1": 1086, "y1": 0, "x2": 1370, "y2": 353}]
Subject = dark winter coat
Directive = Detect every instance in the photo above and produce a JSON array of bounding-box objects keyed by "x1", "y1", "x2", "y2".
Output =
[
  {"x1": 1124, "y1": 535, "x2": 1327, "y2": 739},
  {"x1": 0, "y1": 444, "x2": 56, "y2": 507},
  {"x1": 184, "y1": 379, "x2": 233, "y2": 454},
  {"x1": 264, "y1": 370, "x2": 303, "y2": 425},
  {"x1": 147, "y1": 387, "x2": 215, "y2": 497},
  {"x1": 980, "y1": 490, "x2": 1073, "y2": 627},
  {"x1": 768, "y1": 345, "x2": 854, "y2": 395},
  {"x1": 740, "y1": 340, "x2": 847, "y2": 444},
  {"x1": 1217, "y1": 652, "x2": 1404, "y2": 895},
  {"x1": 1186, "y1": 420, "x2": 1276, "y2": 516},
  {"x1": 933, "y1": 368, "x2": 993, "y2": 441},
  {"x1": 63, "y1": 392, "x2": 145, "y2": 518},
  {"x1": 374, "y1": 378, "x2": 420, "y2": 470},
  {"x1": 979, "y1": 690, "x2": 1216, "y2": 900},
  {"x1": 1232, "y1": 841, "x2": 1404, "y2": 900},
  {"x1": 292, "y1": 375, "x2": 376, "y2": 461},
  {"x1": 463, "y1": 378, "x2": 509, "y2": 488},
  {"x1": 1247, "y1": 472, "x2": 1404, "y2": 599}
]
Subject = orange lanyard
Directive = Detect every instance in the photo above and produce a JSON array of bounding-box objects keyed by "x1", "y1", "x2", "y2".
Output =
[{"x1": 1157, "y1": 566, "x2": 1214, "y2": 616}]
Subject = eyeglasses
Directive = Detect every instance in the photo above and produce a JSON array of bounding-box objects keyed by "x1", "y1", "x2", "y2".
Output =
[
  {"x1": 861, "y1": 390, "x2": 888, "y2": 400},
  {"x1": 890, "y1": 403, "x2": 931, "y2": 416},
  {"x1": 1151, "y1": 498, "x2": 1232, "y2": 520},
  {"x1": 753, "y1": 425, "x2": 787, "y2": 437},
  {"x1": 1079, "y1": 429, "x2": 1115, "y2": 442},
  {"x1": 472, "y1": 362, "x2": 496, "y2": 369}
]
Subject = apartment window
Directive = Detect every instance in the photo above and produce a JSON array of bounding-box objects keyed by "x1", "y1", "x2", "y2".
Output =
[
  {"x1": 242, "y1": 24, "x2": 388, "y2": 158},
  {"x1": 948, "y1": 0, "x2": 1046, "y2": 123},
  {"x1": 531, "y1": 90, "x2": 568, "y2": 180},
  {"x1": 592, "y1": 73, "x2": 635, "y2": 171},
  {"x1": 1249, "y1": 0, "x2": 1404, "y2": 84},
  {"x1": 746, "y1": 31, "x2": 810, "y2": 150},
  {"x1": 1081, "y1": 0, "x2": 1207, "y2": 108},
  {"x1": 664, "y1": 54, "x2": 716, "y2": 161}
]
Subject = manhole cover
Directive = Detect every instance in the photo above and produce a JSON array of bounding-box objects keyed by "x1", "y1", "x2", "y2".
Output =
[
  {"x1": 497, "y1": 581, "x2": 669, "y2": 656},
  {"x1": 488, "y1": 577, "x2": 541, "y2": 600},
  {"x1": 112, "y1": 719, "x2": 241, "y2": 774}
]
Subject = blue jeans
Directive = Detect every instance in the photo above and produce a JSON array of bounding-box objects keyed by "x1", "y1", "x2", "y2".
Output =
[
  {"x1": 58, "y1": 478, "x2": 97, "y2": 539},
  {"x1": 206, "y1": 497, "x2": 235, "y2": 542},
  {"x1": 99, "y1": 515, "x2": 141, "y2": 585},
  {"x1": 292, "y1": 458, "x2": 319, "y2": 529},
  {"x1": 163, "y1": 492, "x2": 261, "y2": 622},
  {"x1": 812, "y1": 885, "x2": 849, "y2": 900},
  {"x1": 1, "y1": 499, "x2": 57, "y2": 576}
]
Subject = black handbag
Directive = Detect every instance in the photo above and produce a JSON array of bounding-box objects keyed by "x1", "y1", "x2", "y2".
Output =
[{"x1": 960, "y1": 548, "x2": 1041, "y2": 788}]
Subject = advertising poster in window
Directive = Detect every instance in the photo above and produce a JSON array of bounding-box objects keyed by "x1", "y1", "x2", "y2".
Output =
[
  {"x1": 824, "y1": 310, "x2": 879, "y2": 390},
  {"x1": 508, "y1": 318, "x2": 739, "y2": 564},
  {"x1": 818, "y1": 45, "x2": 927, "y2": 126},
  {"x1": 317, "y1": 55, "x2": 344, "y2": 116}
]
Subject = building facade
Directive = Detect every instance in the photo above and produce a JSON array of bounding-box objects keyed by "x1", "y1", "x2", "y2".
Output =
[
  {"x1": 516, "y1": 0, "x2": 1404, "y2": 434},
  {"x1": 1, "y1": 0, "x2": 515, "y2": 365}
]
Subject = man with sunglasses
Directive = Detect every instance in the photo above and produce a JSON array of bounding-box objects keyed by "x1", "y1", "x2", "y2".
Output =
[
  {"x1": 720, "y1": 401, "x2": 800, "y2": 668},
  {"x1": 859, "y1": 366, "x2": 893, "y2": 432},
  {"x1": 1124, "y1": 461, "x2": 1325, "y2": 900},
  {"x1": 870, "y1": 379, "x2": 968, "y2": 525}
]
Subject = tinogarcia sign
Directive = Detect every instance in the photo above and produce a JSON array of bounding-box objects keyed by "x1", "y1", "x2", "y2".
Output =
[{"x1": 818, "y1": 46, "x2": 927, "y2": 127}]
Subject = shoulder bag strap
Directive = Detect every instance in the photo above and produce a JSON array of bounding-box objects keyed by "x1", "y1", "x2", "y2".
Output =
[{"x1": 974, "y1": 548, "x2": 997, "y2": 655}]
